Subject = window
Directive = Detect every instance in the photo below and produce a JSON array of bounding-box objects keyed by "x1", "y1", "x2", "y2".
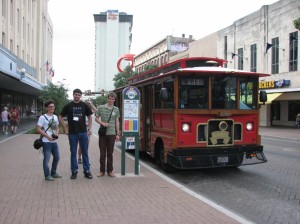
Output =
[
  {"x1": 17, "y1": 9, "x2": 20, "y2": 33},
  {"x1": 271, "y1": 101, "x2": 280, "y2": 121},
  {"x1": 289, "y1": 32, "x2": 298, "y2": 72},
  {"x1": 250, "y1": 44, "x2": 257, "y2": 72},
  {"x1": 238, "y1": 48, "x2": 243, "y2": 70},
  {"x1": 179, "y1": 76, "x2": 208, "y2": 109},
  {"x1": 2, "y1": 0, "x2": 6, "y2": 18},
  {"x1": 2, "y1": 32, "x2": 5, "y2": 46},
  {"x1": 163, "y1": 80, "x2": 174, "y2": 109},
  {"x1": 10, "y1": 39, "x2": 13, "y2": 51},
  {"x1": 212, "y1": 76, "x2": 237, "y2": 109},
  {"x1": 10, "y1": 0, "x2": 14, "y2": 26},
  {"x1": 240, "y1": 78, "x2": 257, "y2": 109},
  {"x1": 154, "y1": 82, "x2": 162, "y2": 109},
  {"x1": 271, "y1": 37, "x2": 279, "y2": 74},
  {"x1": 288, "y1": 101, "x2": 300, "y2": 122},
  {"x1": 224, "y1": 36, "x2": 227, "y2": 68}
]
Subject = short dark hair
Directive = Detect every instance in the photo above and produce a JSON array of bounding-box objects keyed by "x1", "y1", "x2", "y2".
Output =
[
  {"x1": 73, "y1": 88, "x2": 82, "y2": 95},
  {"x1": 44, "y1": 99, "x2": 55, "y2": 107},
  {"x1": 108, "y1": 92, "x2": 117, "y2": 99}
]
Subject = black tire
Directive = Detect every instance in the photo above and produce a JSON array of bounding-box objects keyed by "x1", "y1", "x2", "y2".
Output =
[{"x1": 158, "y1": 145, "x2": 175, "y2": 173}]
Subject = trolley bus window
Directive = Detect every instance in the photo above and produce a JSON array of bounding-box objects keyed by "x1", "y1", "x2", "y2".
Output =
[
  {"x1": 179, "y1": 77, "x2": 208, "y2": 109},
  {"x1": 155, "y1": 82, "x2": 162, "y2": 109},
  {"x1": 212, "y1": 76, "x2": 237, "y2": 109},
  {"x1": 240, "y1": 78, "x2": 257, "y2": 109},
  {"x1": 163, "y1": 80, "x2": 174, "y2": 109}
]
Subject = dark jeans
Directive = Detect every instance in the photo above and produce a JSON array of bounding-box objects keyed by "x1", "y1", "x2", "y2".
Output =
[
  {"x1": 98, "y1": 135, "x2": 116, "y2": 173},
  {"x1": 68, "y1": 132, "x2": 90, "y2": 173},
  {"x1": 43, "y1": 142, "x2": 60, "y2": 177}
]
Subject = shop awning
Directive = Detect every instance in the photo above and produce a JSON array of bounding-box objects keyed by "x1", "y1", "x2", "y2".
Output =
[
  {"x1": 276, "y1": 92, "x2": 300, "y2": 101},
  {"x1": 263, "y1": 92, "x2": 282, "y2": 104}
]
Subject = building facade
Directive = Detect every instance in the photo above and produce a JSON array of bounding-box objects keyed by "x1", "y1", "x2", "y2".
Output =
[
  {"x1": 0, "y1": 0, "x2": 53, "y2": 117},
  {"x1": 137, "y1": 0, "x2": 298, "y2": 127},
  {"x1": 134, "y1": 34, "x2": 194, "y2": 73},
  {"x1": 217, "y1": 0, "x2": 299, "y2": 127},
  {"x1": 94, "y1": 10, "x2": 133, "y2": 92}
]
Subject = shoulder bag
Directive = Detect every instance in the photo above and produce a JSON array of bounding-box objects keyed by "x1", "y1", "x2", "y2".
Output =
[
  {"x1": 98, "y1": 107, "x2": 114, "y2": 136},
  {"x1": 33, "y1": 115, "x2": 53, "y2": 149}
]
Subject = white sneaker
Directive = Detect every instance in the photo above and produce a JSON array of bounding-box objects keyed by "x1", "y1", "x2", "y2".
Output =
[{"x1": 5, "y1": 132, "x2": 8, "y2": 134}]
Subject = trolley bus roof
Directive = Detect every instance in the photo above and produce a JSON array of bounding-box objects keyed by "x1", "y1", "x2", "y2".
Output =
[
  {"x1": 175, "y1": 66, "x2": 270, "y2": 77},
  {"x1": 116, "y1": 66, "x2": 270, "y2": 92}
]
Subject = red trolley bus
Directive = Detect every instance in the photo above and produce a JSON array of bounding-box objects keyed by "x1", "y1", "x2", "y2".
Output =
[{"x1": 114, "y1": 57, "x2": 268, "y2": 171}]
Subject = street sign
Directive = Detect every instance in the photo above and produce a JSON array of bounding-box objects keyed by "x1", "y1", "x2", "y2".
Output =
[{"x1": 121, "y1": 86, "x2": 140, "y2": 175}]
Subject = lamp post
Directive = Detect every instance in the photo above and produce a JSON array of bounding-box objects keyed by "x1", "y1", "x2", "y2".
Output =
[{"x1": 20, "y1": 68, "x2": 26, "y2": 79}]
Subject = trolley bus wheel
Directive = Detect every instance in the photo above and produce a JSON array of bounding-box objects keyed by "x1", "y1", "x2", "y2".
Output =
[{"x1": 157, "y1": 145, "x2": 175, "y2": 173}]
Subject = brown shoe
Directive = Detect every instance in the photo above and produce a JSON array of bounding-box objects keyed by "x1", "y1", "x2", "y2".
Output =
[
  {"x1": 97, "y1": 172, "x2": 105, "y2": 177},
  {"x1": 108, "y1": 172, "x2": 115, "y2": 177}
]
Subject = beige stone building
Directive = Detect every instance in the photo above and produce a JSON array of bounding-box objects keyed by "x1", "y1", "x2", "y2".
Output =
[
  {"x1": 0, "y1": 0, "x2": 52, "y2": 116},
  {"x1": 216, "y1": 0, "x2": 299, "y2": 127}
]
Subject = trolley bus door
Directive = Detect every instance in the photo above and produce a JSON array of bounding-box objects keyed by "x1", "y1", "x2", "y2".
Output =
[{"x1": 144, "y1": 85, "x2": 153, "y2": 152}]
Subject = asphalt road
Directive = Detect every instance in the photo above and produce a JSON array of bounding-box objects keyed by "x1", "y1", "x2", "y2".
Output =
[{"x1": 130, "y1": 136, "x2": 300, "y2": 224}]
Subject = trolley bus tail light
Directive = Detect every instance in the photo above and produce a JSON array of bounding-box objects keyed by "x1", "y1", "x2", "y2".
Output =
[
  {"x1": 182, "y1": 123, "x2": 191, "y2": 132},
  {"x1": 246, "y1": 122, "x2": 254, "y2": 131},
  {"x1": 246, "y1": 153, "x2": 257, "y2": 159}
]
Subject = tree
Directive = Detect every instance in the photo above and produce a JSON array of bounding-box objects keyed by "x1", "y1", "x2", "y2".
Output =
[
  {"x1": 113, "y1": 65, "x2": 137, "y2": 88},
  {"x1": 94, "y1": 95, "x2": 107, "y2": 106},
  {"x1": 38, "y1": 82, "x2": 69, "y2": 115},
  {"x1": 294, "y1": 17, "x2": 300, "y2": 30},
  {"x1": 143, "y1": 64, "x2": 157, "y2": 71}
]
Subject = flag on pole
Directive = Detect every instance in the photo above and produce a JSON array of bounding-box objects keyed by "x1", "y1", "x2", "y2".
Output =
[
  {"x1": 40, "y1": 60, "x2": 50, "y2": 71},
  {"x1": 266, "y1": 43, "x2": 273, "y2": 53},
  {"x1": 231, "y1": 53, "x2": 238, "y2": 59},
  {"x1": 46, "y1": 61, "x2": 50, "y2": 72},
  {"x1": 49, "y1": 67, "x2": 55, "y2": 77}
]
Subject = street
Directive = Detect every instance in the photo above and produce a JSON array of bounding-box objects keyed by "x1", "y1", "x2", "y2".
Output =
[{"x1": 130, "y1": 136, "x2": 300, "y2": 224}]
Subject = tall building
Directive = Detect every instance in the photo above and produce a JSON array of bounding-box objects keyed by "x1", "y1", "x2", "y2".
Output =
[
  {"x1": 94, "y1": 10, "x2": 133, "y2": 92},
  {"x1": 0, "y1": 0, "x2": 53, "y2": 116}
]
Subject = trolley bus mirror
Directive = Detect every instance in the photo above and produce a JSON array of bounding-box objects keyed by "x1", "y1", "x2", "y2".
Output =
[
  {"x1": 160, "y1": 88, "x2": 168, "y2": 101},
  {"x1": 259, "y1": 90, "x2": 267, "y2": 105}
]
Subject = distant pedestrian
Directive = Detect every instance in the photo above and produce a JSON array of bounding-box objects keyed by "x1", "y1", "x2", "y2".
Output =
[
  {"x1": 296, "y1": 113, "x2": 300, "y2": 129},
  {"x1": 36, "y1": 99, "x2": 61, "y2": 181},
  {"x1": 58, "y1": 88, "x2": 93, "y2": 180},
  {"x1": 9, "y1": 107, "x2": 20, "y2": 134},
  {"x1": 95, "y1": 92, "x2": 121, "y2": 177},
  {"x1": 1, "y1": 107, "x2": 10, "y2": 134}
]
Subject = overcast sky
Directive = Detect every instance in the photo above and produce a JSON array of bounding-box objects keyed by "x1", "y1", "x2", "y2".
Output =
[{"x1": 48, "y1": 0, "x2": 278, "y2": 94}]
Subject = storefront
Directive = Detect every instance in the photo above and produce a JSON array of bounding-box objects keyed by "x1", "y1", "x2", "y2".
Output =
[
  {"x1": 0, "y1": 47, "x2": 44, "y2": 118},
  {"x1": 259, "y1": 79, "x2": 300, "y2": 127}
]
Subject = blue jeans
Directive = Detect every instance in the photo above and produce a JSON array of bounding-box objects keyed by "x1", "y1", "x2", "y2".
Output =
[
  {"x1": 43, "y1": 142, "x2": 60, "y2": 177},
  {"x1": 68, "y1": 132, "x2": 90, "y2": 173}
]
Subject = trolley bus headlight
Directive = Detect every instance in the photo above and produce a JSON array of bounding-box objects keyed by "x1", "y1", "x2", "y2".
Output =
[
  {"x1": 182, "y1": 123, "x2": 190, "y2": 132},
  {"x1": 246, "y1": 122, "x2": 253, "y2": 131}
]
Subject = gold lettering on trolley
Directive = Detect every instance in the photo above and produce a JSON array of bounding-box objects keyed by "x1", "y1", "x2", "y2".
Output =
[
  {"x1": 210, "y1": 131, "x2": 230, "y2": 145},
  {"x1": 259, "y1": 80, "x2": 275, "y2": 89}
]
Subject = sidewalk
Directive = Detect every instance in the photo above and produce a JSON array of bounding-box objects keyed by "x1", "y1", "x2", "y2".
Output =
[{"x1": 0, "y1": 121, "x2": 298, "y2": 224}]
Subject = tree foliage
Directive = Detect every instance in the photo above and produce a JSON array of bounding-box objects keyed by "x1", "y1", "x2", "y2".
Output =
[
  {"x1": 143, "y1": 64, "x2": 157, "y2": 71},
  {"x1": 38, "y1": 82, "x2": 69, "y2": 115},
  {"x1": 113, "y1": 65, "x2": 137, "y2": 89},
  {"x1": 294, "y1": 17, "x2": 300, "y2": 30},
  {"x1": 94, "y1": 95, "x2": 107, "y2": 107}
]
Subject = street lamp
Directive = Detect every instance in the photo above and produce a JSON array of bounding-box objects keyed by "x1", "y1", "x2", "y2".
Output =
[{"x1": 20, "y1": 68, "x2": 26, "y2": 79}]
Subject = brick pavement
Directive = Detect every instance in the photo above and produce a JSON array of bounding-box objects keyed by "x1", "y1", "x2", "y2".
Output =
[
  {"x1": 0, "y1": 132, "x2": 247, "y2": 224},
  {"x1": 0, "y1": 120, "x2": 297, "y2": 224}
]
